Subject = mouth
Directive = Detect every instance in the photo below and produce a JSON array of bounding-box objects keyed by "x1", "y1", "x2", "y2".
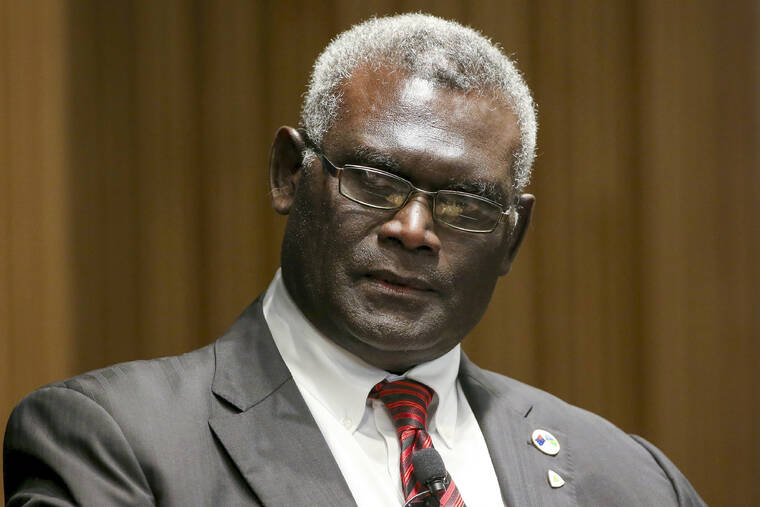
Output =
[{"x1": 364, "y1": 269, "x2": 435, "y2": 295}]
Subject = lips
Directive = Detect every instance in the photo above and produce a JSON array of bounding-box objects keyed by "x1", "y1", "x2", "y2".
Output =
[{"x1": 365, "y1": 269, "x2": 435, "y2": 292}]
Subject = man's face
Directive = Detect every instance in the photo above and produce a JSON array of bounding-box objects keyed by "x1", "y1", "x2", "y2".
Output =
[{"x1": 276, "y1": 66, "x2": 528, "y2": 372}]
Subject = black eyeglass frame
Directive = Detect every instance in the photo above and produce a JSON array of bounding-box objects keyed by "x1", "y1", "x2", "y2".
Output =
[{"x1": 319, "y1": 154, "x2": 516, "y2": 234}]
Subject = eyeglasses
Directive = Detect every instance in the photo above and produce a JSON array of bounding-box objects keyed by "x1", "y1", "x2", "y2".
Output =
[{"x1": 320, "y1": 154, "x2": 515, "y2": 233}]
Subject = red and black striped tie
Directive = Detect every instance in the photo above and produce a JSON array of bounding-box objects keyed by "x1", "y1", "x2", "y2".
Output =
[{"x1": 370, "y1": 379, "x2": 465, "y2": 507}]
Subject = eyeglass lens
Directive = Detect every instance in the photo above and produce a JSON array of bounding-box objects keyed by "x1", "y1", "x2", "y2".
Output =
[{"x1": 339, "y1": 165, "x2": 502, "y2": 232}]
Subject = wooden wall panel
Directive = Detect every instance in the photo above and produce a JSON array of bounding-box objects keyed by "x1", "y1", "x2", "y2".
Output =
[
  {"x1": 0, "y1": 0, "x2": 10, "y2": 435},
  {"x1": 0, "y1": 0, "x2": 8, "y2": 464},
  {"x1": 131, "y1": 0, "x2": 204, "y2": 358},
  {"x1": 331, "y1": 0, "x2": 402, "y2": 30},
  {"x1": 1, "y1": 4, "x2": 74, "y2": 502},
  {"x1": 638, "y1": 2, "x2": 760, "y2": 504},
  {"x1": 199, "y1": 2, "x2": 276, "y2": 340},
  {"x1": 527, "y1": 0, "x2": 643, "y2": 429},
  {"x1": 2, "y1": 1, "x2": 758, "y2": 504},
  {"x1": 1, "y1": 0, "x2": 73, "y2": 427},
  {"x1": 66, "y1": 1, "x2": 139, "y2": 368}
]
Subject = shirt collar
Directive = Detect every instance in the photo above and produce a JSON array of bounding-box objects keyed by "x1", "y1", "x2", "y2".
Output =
[
  {"x1": 405, "y1": 349, "x2": 460, "y2": 448},
  {"x1": 262, "y1": 269, "x2": 461, "y2": 447}
]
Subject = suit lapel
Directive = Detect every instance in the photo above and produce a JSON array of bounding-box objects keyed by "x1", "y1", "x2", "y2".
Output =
[
  {"x1": 208, "y1": 298, "x2": 355, "y2": 506},
  {"x1": 460, "y1": 356, "x2": 576, "y2": 506}
]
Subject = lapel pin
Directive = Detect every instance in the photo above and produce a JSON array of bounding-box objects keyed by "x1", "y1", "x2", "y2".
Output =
[
  {"x1": 547, "y1": 469, "x2": 565, "y2": 488},
  {"x1": 531, "y1": 429, "x2": 560, "y2": 455}
]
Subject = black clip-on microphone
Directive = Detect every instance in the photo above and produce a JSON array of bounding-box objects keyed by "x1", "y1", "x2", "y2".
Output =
[{"x1": 402, "y1": 448, "x2": 449, "y2": 507}]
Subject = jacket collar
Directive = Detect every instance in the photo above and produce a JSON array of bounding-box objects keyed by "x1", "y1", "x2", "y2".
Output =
[
  {"x1": 209, "y1": 297, "x2": 356, "y2": 506},
  {"x1": 211, "y1": 296, "x2": 290, "y2": 411},
  {"x1": 460, "y1": 355, "x2": 576, "y2": 506}
]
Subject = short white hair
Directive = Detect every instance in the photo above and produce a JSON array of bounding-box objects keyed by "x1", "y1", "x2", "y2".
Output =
[{"x1": 300, "y1": 13, "x2": 537, "y2": 193}]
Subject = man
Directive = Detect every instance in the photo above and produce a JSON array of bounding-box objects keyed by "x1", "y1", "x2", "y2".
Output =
[{"x1": 4, "y1": 14, "x2": 704, "y2": 506}]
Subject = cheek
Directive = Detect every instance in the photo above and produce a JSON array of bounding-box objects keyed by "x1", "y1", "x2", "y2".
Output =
[
  {"x1": 439, "y1": 237, "x2": 505, "y2": 307},
  {"x1": 330, "y1": 195, "x2": 388, "y2": 243},
  {"x1": 440, "y1": 233, "x2": 506, "y2": 281},
  {"x1": 284, "y1": 173, "x2": 341, "y2": 276},
  {"x1": 292, "y1": 179, "x2": 379, "y2": 280}
]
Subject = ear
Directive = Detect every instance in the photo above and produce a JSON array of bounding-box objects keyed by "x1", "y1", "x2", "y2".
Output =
[
  {"x1": 269, "y1": 126, "x2": 307, "y2": 215},
  {"x1": 499, "y1": 193, "x2": 535, "y2": 275}
]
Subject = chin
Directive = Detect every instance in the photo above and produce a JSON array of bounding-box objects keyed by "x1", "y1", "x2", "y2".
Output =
[
  {"x1": 335, "y1": 312, "x2": 458, "y2": 367},
  {"x1": 347, "y1": 337, "x2": 452, "y2": 372}
]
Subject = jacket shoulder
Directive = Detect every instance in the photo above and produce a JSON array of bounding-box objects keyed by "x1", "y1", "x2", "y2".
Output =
[
  {"x1": 4, "y1": 343, "x2": 238, "y2": 506},
  {"x1": 52, "y1": 343, "x2": 216, "y2": 411}
]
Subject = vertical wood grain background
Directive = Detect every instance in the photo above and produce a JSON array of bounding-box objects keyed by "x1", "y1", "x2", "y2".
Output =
[{"x1": 2, "y1": 1, "x2": 758, "y2": 505}]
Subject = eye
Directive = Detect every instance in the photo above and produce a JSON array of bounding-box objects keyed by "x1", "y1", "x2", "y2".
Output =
[
  {"x1": 385, "y1": 193, "x2": 406, "y2": 207},
  {"x1": 435, "y1": 200, "x2": 465, "y2": 219},
  {"x1": 356, "y1": 169, "x2": 396, "y2": 190},
  {"x1": 341, "y1": 166, "x2": 410, "y2": 209}
]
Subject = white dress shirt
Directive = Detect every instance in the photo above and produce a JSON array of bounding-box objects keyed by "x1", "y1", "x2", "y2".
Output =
[{"x1": 263, "y1": 269, "x2": 504, "y2": 506}]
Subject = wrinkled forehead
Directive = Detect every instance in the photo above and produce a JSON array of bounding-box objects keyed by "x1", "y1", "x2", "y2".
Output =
[{"x1": 324, "y1": 65, "x2": 521, "y2": 188}]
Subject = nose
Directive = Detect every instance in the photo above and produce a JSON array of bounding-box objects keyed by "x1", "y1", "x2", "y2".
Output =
[{"x1": 378, "y1": 195, "x2": 441, "y2": 254}]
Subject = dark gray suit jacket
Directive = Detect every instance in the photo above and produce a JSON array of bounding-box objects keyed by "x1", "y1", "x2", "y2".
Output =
[{"x1": 4, "y1": 298, "x2": 706, "y2": 506}]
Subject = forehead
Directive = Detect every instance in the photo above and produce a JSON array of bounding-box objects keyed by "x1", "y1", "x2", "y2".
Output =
[{"x1": 323, "y1": 66, "x2": 521, "y2": 190}]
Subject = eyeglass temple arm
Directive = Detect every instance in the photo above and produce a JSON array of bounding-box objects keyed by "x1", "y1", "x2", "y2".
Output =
[{"x1": 320, "y1": 154, "x2": 342, "y2": 176}]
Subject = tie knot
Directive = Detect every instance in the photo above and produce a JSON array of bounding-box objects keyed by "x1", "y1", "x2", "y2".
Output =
[{"x1": 370, "y1": 379, "x2": 434, "y2": 432}]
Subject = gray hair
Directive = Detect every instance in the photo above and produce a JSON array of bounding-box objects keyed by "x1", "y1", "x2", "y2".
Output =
[{"x1": 300, "y1": 13, "x2": 537, "y2": 193}]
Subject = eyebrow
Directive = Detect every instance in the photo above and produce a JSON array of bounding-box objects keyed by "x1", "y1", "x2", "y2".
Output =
[
  {"x1": 348, "y1": 146, "x2": 401, "y2": 171},
  {"x1": 446, "y1": 179, "x2": 507, "y2": 205}
]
